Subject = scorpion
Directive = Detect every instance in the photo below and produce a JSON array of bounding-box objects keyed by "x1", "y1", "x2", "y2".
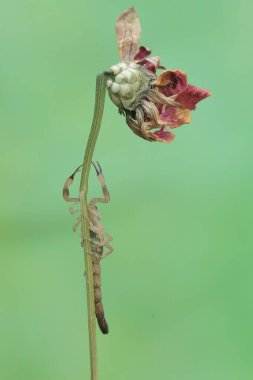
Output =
[{"x1": 63, "y1": 161, "x2": 113, "y2": 334}]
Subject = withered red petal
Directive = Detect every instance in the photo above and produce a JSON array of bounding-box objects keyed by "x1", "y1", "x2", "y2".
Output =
[
  {"x1": 151, "y1": 126, "x2": 175, "y2": 142},
  {"x1": 160, "y1": 106, "x2": 192, "y2": 128},
  {"x1": 154, "y1": 69, "x2": 188, "y2": 96},
  {"x1": 141, "y1": 59, "x2": 156, "y2": 73},
  {"x1": 175, "y1": 84, "x2": 211, "y2": 110},
  {"x1": 134, "y1": 45, "x2": 151, "y2": 61},
  {"x1": 138, "y1": 56, "x2": 161, "y2": 73}
]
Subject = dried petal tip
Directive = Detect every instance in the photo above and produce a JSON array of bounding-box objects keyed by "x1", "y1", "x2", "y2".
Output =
[{"x1": 115, "y1": 7, "x2": 141, "y2": 63}]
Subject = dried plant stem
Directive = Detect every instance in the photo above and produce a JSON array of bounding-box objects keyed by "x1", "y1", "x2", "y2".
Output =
[{"x1": 79, "y1": 73, "x2": 107, "y2": 380}]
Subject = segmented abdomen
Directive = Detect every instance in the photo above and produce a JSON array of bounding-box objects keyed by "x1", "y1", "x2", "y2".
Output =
[{"x1": 90, "y1": 231, "x2": 109, "y2": 334}]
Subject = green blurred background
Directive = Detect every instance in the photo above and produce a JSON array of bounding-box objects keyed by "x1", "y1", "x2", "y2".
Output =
[{"x1": 1, "y1": 0, "x2": 252, "y2": 379}]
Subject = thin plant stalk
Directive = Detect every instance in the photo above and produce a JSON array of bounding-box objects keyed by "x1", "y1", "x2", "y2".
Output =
[{"x1": 79, "y1": 72, "x2": 107, "y2": 380}]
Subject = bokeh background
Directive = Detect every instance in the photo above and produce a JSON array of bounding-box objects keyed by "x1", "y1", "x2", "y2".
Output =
[{"x1": 1, "y1": 0, "x2": 252, "y2": 379}]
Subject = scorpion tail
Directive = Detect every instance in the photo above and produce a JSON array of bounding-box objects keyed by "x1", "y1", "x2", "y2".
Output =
[
  {"x1": 93, "y1": 261, "x2": 109, "y2": 334},
  {"x1": 95, "y1": 302, "x2": 109, "y2": 334}
]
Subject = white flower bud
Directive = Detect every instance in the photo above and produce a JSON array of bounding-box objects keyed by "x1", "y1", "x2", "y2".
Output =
[
  {"x1": 122, "y1": 70, "x2": 132, "y2": 83},
  {"x1": 127, "y1": 69, "x2": 138, "y2": 83},
  {"x1": 110, "y1": 65, "x2": 121, "y2": 75},
  {"x1": 111, "y1": 82, "x2": 120, "y2": 93},
  {"x1": 115, "y1": 74, "x2": 124, "y2": 84},
  {"x1": 106, "y1": 62, "x2": 151, "y2": 110},
  {"x1": 119, "y1": 83, "x2": 131, "y2": 97},
  {"x1": 119, "y1": 63, "x2": 128, "y2": 71}
]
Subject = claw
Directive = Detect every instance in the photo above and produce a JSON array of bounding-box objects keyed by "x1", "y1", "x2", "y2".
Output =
[
  {"x1": 96, "y1": 161, "x2": 102, "y2": 173},
  {"x1": 92, "y1": 161, "x2": 103, "y2": 176},
  {"x1": 91, "y1": 161, "x2": 100, "y2": 175},
  {"x1": 69, "y1": 164, "x2": 83, "y2": 179}
]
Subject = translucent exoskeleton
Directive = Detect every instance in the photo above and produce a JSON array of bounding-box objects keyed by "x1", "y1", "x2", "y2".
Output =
[{"x1": 63, "y1": 162, "x2": 113, "y2": 334}]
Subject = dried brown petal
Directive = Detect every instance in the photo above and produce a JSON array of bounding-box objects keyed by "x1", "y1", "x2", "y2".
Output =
[
  {"x1": 115, "y1": 7, "x2": 141, "y2": 63},
  {"x1": 153, "y1": 69, "x2": 187, "y2": 90}
]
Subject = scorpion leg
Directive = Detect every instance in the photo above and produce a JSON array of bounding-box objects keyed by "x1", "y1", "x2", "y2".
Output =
[
  {"x1": 89, "y1": 221, "x2": 103, "y2": 237},
  {"x1": 105, "y1": 232, "x2": 113, "y2": 243},
  {"x1": 63, "y1": 164, "x2": 83, "y2": 202},
  {"x1": 88, "y1": 229, "x2": 113, "y2": 260},
  {"x1": 81, "y1": 236, "x2": 103, "y2": 259},
  {"x1": 73, "y1": 217, "x2": 81, "y2": 232},
  {"x1": 69, "y1": 203, "x2": 81, "y2": 215},
  {"x1": 99, "y1": 233, "x2": 113, "y2": 259},
  {"x1": 89, "y1": 161, "x2": 110, "y2": 206},
  {"x1": 100, "y1": 241, "x2": 113, "y2": 260}
]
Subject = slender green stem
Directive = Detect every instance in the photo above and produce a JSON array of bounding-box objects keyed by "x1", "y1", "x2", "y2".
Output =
[{"x1": 79, "y1": 73, "x2": 107, "y2": 380}]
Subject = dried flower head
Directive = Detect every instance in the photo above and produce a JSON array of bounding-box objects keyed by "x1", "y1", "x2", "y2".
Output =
[{"x1": 106, "y1": 7, "x2": 211, "y2": 143}]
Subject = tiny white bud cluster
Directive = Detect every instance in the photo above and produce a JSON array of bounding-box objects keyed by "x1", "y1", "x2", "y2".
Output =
[{"x1": 106, "y1": 62, "x2": 149, "y2": 110}]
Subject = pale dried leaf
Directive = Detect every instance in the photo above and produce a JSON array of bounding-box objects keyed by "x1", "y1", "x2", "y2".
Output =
[{"x1": 115, "y1": 7, "x2": 141, "y2": 63}]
